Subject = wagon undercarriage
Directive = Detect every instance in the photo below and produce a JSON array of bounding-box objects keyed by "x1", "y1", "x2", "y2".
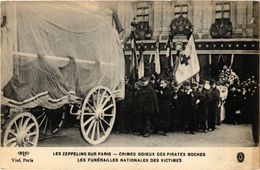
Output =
[{"x1": 1, "y1": 85, "x2": 117, "y2": 146}]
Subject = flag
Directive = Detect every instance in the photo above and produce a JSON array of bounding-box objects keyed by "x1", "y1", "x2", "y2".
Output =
[
  {"x1": 154, "y1": 39, "x2": 161, "y2": 74},
  {"x1": 138, "y1": 54, "x2": 144, "y2": 79},
  {"x1": 130, "y1": 32, "x2": 138, "y2": 79},
  {"x1": 230, "y1": 54, "x2": 234, "y2": 68},
  {"x1": 175, "y1": 35, "x2": 200, "y2": 84},
  {"x1": 166, "y1": 37, "x2": 174, "y2": 69}
]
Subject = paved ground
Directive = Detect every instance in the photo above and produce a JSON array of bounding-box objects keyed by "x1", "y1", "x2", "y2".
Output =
[{"x1": 38, "y1": 123, "x2": 255, "y2": 147}]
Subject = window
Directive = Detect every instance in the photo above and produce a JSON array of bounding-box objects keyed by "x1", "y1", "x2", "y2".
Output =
[
  {"x1": 215, "y1": 2, "x2": 230, "y2": 19},
  {"x1": 174, "y1": 4, "x2": 188, "y2": 18},
  {"x1": 136, "y1": 6, "x2": 149, "y2": 30}
]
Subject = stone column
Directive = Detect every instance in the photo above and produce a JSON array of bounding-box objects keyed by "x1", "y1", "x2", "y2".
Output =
[
  {"x1": 161, "y1": 2, "x2": 171, "y2": 35},
  {"x1": 153, "y1": 1, "x2": 163, "y2": 38},
  {"x1": 193, "y1": 1, "x2": 203, "y2": 38},
  {"x1": 235, "y1": 1, "x2": 247, "y2": 37},
  {"x1": 201, "y1": 1, "x2": 213, "y2": 38},
  {"x1": 246, "y1": 1, "x2": 253, "y2": 37}
]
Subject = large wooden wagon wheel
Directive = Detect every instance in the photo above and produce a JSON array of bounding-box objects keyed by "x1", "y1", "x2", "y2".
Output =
[
  {"x1": 2, "y1": 112, "x2": 39, "y2": 147},
  {"x1": 32, "y1": 107, "x2": 66, "y2": 138},
  {"x1": 80, "y1": 86, "x2": 116, "y2": 145}
]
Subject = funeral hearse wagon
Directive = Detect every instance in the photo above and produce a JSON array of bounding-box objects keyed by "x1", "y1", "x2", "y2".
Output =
[{"x1": 1, "y1": 2, "x2": 125, "y2": 146}]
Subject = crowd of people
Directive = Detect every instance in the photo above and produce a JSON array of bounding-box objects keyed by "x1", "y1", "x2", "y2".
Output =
[{"x1": 114, "y1": 68, "x2": 258, "y2": 143}]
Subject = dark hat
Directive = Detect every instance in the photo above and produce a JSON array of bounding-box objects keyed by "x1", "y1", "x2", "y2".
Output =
[
  {"x1": 191, "y1": 82, "x2": 198, "y2": 87},
  {"x1": 150, "y1": 76, "x2": 155, "y2": 81},
  {"x1": 140, "y1": 77, "x2": 150, "y2": 82},
  {"x1": 199, "y1": 79, "x2": 205, "y2": 85},
  {"x1": 210, "y1": 79, "x2": 216, "y2": 85},
  {"x1": 182, "y1": 81, "x2": 190, "y2": 86},
  {"x1": 216, "y1": 81, "x2": 222, "y2": 85}
]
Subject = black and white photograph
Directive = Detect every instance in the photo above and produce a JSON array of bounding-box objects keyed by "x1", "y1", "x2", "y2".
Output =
[{"x1": 0, "y1": 1, "x2": 259, "y2": 169}]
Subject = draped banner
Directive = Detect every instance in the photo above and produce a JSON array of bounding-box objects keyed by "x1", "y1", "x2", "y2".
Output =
[
  {"x1": 154, "y1": 40, "x2": 161, "y2": 74},
  {"x1": 175, "y1": 35, "x2": 200, "y2": 84}
]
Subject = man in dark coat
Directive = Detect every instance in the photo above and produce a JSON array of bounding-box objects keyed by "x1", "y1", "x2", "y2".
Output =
[
  {"x1": 136, "y1": 77, "x2": 159, "y2": 137},
  {"x1": 185, "y1": 82, "x2": 200, "y2": 134},
  {"x1": 208, "y1": 79, "x2": 220, "y2": 131},
  {"x1": 198, "y1": 80, "x2": 210, "y2": 132},
  {"x1": 225, "y1": 85, "x2": 237, "y2": 124},
  {"x1": 225, "y1": 84, "x2": 244, "y2": 125},
  {"x1": 174, "y1": 85, "x2": 187, "y2": 130},
  {"x1": 124, "y1": 78, "x2": 136, "y2": 133},
  {"x1": 182, "y1": 81, "x2": 193, "y2": 132},
  {"x1": 157, "y1": 80, "x2": 173, "y2": 135}
]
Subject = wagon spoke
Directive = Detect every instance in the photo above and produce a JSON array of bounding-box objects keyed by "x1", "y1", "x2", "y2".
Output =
[
  {"x1": 27, "y1": 141, "x2": 35, "y2": 146},
  {"x1": 102, "y1": 104, "x2": 114, "y2": 113},
  {"x1": 22, "y1": 117, "x2": 31, "y2": 130},
  {"x1": 86, "y1": 102, "x2": 96, "y2": 112},
  {"x1": 101, "y1": 118, "x2": 111, "y2": 127},
  {"x1": 25, "y1": 123, "x2": 36, "y2": 132},
  {"x1": 83, "y1": 116, "x2": 95, "y2": 127},
  {"x1": 96, "y1": 89, "x2": 101, "y2": 107},
  {"x1": 6, "y1": 138, "x2": 17, "y2": 145},
  {"x1": 82, "y1": 112, "x2": 95, "y2": 116},
  {"x1": 99, "y1": 120, "x2": 106, "y2": 134},
  {"x1": 39, "y1": 115, "x2": 46, "y2": 127},
  {"x1": 99, "y1": 90, "x2": 107, "y2": 106},
  {"x1": 91, "y1": 121, "x2": 97, "y2": 140},
  {"x1": 9, "y1": 130, "x2": 18, "y2": 137},
  {"x1": 101, "y1": 95, "x2": 111, "y2": 109},
  {"x1": 49, "y1": 117, "x2": 52, "y2": 132},
  {"x1": 19, "y1": 116, "x2": 24, "y2": 130},
  {"x1": 43, "y1": 117, "x2": 48, "y2": 134},
  {"x1": 85, "y1": 119, "x2": 96, "y2": 137},
  {"x1": 36, "y1": 112, "x2": 45, "y2": 119},
  {"x1": 96, "y1": 121, "x2": 100, "y2": 139},
  {"x1": 92, "y1": 93, "x2": 98, "y2": 109},
  {"x1": 14, "y1": 122, "x2": 19, "y2": 133},
  {"x1": 27, "y1": 131, "x2": 37, "y2": 136},
  {"x1": 10, "y1": 142, "x2": 18, "y2": 147}
]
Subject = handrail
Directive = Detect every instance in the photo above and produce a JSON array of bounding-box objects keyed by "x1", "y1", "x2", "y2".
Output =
[{"x1": 13, "y1": 51, "x2": 115, "y2": 66}]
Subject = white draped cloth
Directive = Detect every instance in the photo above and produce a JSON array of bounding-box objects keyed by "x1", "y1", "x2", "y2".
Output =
[{"x1": 217, "y1": 85, "x2": 228, "y2": 122}]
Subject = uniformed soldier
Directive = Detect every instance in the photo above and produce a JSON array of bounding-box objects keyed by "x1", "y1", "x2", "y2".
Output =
[{"x1": 136, "y1": 77, "x2": 159, "y2": 137}]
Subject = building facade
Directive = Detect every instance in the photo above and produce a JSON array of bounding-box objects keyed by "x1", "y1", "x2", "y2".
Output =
[{"x1": 114, "y1": 1, "x2": 259, "y2": 81}]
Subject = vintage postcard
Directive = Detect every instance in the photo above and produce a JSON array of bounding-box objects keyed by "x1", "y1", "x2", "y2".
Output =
[{"x1": 0, "y1": 1, "x2": 259, "y2": 169}]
